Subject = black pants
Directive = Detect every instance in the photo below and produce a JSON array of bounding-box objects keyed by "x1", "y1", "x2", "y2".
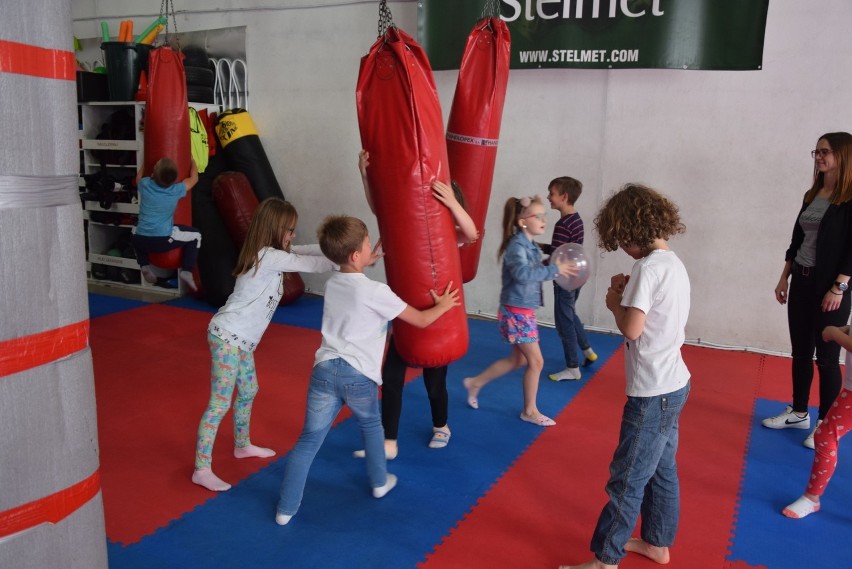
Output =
[
  {"x1": 380, "y1": 336, "x2": 448, "y2": 440},
  {"x1": 787, "y1": 264, "x2": 851, "y2": 419},
  {"x1": 132, "y1": 224, "x2": 201, "y2": 272}
]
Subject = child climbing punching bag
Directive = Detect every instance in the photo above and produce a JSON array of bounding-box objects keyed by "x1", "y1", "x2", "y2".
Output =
[
  {"x1": 447, "y1": 15, "x2": 511, "y2": 283},
  {"x1": 144, "y1": 46, "x2": 191, "y2": 223},
  {"x1": 356, "y1": 8, "x2": 468, "y2": 368}
]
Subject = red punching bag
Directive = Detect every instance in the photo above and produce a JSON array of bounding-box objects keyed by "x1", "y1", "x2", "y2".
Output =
[
  {"x1": 356, "y1": 13, "x2": 468, "y2": 368},
  {"x1": 447, "y1": 17, "x2": 511, "y2": 283},
  {"x1": 144, "y1": 46, "x2": 191, "y2": 269}
]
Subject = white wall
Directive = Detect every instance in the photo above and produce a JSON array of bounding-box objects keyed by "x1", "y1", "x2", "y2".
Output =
[{"x1": 71, "y1": 0, "x2": 852, "y2": 354}]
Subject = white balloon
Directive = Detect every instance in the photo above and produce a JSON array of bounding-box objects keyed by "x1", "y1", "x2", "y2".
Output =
[{"x1": 552, "y1": 243, "x2": 590, "y2": 291}]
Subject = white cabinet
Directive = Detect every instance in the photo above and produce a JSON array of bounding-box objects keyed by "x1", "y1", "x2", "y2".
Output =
[{"x1": 79, "y1": 101, "x2": 185, "y2": 296}]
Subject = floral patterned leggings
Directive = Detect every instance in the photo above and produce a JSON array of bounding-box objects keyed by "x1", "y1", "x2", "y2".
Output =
[
  {"x1": 194, "y1": 333, "x2": 259, "y2": 470},
  {"x1": 807, "y1": 388, "x2": 852, "y2": 496}
]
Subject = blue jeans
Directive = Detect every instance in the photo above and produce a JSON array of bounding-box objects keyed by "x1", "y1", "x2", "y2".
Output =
[
  {"x1": 554, "y1": 283, "x2": 590, "y2": 368},
  {"x1": 590, "y1": 382, "x2": 690, "y2": 565},
  {"x1": 277, "y1": 358, "x2": 387, "y2": 516}
]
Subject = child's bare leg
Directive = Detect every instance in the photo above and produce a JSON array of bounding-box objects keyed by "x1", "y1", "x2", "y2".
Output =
[
  {"x1": 516, "y1": 343, "x2": 545, "y2": 419},
  {"x1": 624, "y1": 538, "x2": 670, "y2": 564},
  {"x1": 463, "y1": 350, "x2": 525, "y2": 408}
]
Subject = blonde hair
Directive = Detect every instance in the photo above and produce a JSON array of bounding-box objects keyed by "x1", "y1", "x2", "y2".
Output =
[
  {"x1": 497, "y1": 195, "x2": 544, "y2": 260},
  {"x1": 233, "y1": 198, "x2": 297, "y2": 277},
  {"x1": 317, "y1": 215, "x2": 368, "y2": 266}
]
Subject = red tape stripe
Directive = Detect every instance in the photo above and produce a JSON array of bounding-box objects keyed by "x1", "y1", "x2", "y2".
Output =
[
  {"x1": 0, "y1": 470, "x2": 101, "y2": 538},
  {"x1": 0, "y1": 320, "x2": 89, "y2": 378},
  {"x1": 0, "y1": 39, "x2": 75, "y2": 81}
]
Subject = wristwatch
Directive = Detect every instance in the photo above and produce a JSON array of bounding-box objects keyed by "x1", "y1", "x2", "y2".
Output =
[{"x1": 835, "y1": 281, "x2": 849, "y2": 292}]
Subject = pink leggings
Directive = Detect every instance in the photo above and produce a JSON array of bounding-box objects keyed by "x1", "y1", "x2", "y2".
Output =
[{"x1": 806, "y1": 388, "x2": 852, "y2": 497}]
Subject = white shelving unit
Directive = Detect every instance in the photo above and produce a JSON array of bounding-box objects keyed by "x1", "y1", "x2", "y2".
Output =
[{"x1": 79, "y1": 101, "x2": 182, "y2": 296}]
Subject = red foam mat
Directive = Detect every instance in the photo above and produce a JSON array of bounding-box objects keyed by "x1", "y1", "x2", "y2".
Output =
[
  {"x1": 421, "y1": 346, "x2": 773, "y2": 568},
  {"x1": 92, "y1": 304, "x2": 328, "y2": 545}
]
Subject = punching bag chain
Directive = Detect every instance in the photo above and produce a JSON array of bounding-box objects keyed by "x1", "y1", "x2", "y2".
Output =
[
  {"x1": 481, "y1": 0, "x2": 501, "y2": 19},
  {"x1": 378, "y1": 0, "x2": 396, "y2": 37},
  {"x1": 160, "y1": 0, "x2": 181, "y2": 48}
]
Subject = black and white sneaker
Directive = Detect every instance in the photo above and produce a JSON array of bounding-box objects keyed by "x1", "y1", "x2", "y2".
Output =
[{"x1": 762, "y1": 405, "x2": 810, "y2": 430}]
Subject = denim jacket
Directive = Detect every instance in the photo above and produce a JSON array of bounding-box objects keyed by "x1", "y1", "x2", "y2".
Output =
[{"x1": 499, "y1": 232, "x2": 559, "y2": 309}]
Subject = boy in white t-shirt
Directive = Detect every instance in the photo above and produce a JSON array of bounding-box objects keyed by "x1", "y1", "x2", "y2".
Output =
[
  {"x1": 560, "y1": 184, "x2": 690, "y2": 569},
  {"x1": 275, "y1": 215, "x2": 460, "y2": 526}
]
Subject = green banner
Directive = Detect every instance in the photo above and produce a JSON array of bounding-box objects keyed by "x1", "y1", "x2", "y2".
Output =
[{"x1": 418, "y1": 0, "x2": 769, "y2": 71}]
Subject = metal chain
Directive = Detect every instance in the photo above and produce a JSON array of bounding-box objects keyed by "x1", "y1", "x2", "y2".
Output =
[
  {"x1": 159, "y1": 0, "x2": 180, "y2": 48},
  {"x1": 481, "y1": 0, "x2": 501, "y2": 19},
  {"x1": 378, "y1": 0, "x2": 395, "y2": 37}
]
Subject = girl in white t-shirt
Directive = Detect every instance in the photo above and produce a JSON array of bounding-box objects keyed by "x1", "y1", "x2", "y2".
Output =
[
  {"x1": 192, "y1": 198, "x2": 336, "y2": 492},
  {"x1": 560, "y1": 184, "x2": 690, "y2": 569}
]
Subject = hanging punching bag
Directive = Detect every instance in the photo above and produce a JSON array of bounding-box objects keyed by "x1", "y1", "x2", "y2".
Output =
[
  {"x1": 447, "y1": 16, "x2": 511, "y2": 283},
  {"x1": 144, "y1": 46, "x2": 191, "y2": 269},
  {"x1": 356, "y1": 10, "x2": 468, "y2": 368}
]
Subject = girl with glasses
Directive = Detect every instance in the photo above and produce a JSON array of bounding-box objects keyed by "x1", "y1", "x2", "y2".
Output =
[
  {"x1": 463, "y1": 195, "x2": 575, "y2": 427},
  {"x1": 192, "y1": 198, "x2": 336, "y2": 492}
]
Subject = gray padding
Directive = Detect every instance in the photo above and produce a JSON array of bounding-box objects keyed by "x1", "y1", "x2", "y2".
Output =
[{"x1": 0, "y1": 205, "x2": 88, "y2": 342}]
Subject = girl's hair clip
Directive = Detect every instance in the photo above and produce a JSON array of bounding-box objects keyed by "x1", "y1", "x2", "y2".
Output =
[{"x1": 519, "y1": 196, "x2": 531, "y2": 207}]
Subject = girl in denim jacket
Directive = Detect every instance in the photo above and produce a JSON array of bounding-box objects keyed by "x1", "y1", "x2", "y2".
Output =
[{"x1": 463, "y1": 195, "x2": 575, "y2": 426}]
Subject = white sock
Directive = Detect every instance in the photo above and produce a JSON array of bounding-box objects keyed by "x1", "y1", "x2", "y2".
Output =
[
  {"x1": 783, "y1": 495, "x2": 820, "y2": 519},
  {"x1": 179, "y1": 270, "x2": 198, "y2": 292},
  {"x1": 275, "y1": 513, "x2": 293, "y2": 526},
  {"x1": 191, "y1": 468, "x2": 231, "y2": 492},
  {"x1": 549, "y1": 367, "x2": 581, "y2": 381},
  {"x1": 141, "y1": 265, "x2": 157, "y2": 283},
  {"x1": 372, "y1": 473, "x2": 397, "y2": 498},
  {"x1": 234, "y1": 444, "x2": 276, "y2": 459}
]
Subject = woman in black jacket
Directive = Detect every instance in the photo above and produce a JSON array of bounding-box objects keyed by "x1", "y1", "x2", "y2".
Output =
[{"x1": 764, "y1": 132, "x2": 852, "y2": 449}]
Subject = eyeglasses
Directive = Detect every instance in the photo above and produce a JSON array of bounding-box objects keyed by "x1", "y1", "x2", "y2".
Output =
[
  {"x1": 522, "y1": 213, "x2": 547, "y2": 221},
  {"x1": 811, "y1": 149, "x2": 834, "y2": 158}
]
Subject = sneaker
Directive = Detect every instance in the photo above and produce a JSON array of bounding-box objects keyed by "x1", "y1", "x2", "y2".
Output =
[
  {"x1": 549, "y1": 367, "x2": 582, "y2": 382},
  {"x1": 761, "y1": 405, "x2": 810, "y2": 430},
  {"x1": 803, "y1": 420, "x2": 823, "y2": 449},
  {"x1": 583, "y1": 348, "x2": 598, "y2": 367},
  {"x1": 372, "y1": 473, "x2": 397, "y2": 498}
]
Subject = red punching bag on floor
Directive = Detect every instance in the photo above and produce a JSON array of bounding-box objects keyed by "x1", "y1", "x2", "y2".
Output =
[
  {"x1": 447, "y1": 17, "x2": 511, "y2": 283},
  {"x1": 144, "y1": 46, "x2": 191, "y2": 269},
  {"x1": 356, "y1": 10, "x2": 468, "y2": 368}
]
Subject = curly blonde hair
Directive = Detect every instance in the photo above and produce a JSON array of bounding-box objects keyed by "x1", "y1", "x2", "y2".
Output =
[{"x1": 594, "y1": 184, "x2": 685, "y2": 252}]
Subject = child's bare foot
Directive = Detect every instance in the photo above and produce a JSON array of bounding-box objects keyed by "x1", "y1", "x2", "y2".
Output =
[
  {"x1": 557, "y1": 560, "x2": 618, "y2": 569},
  {"x1": 625, "y1": 538, "x2": 670, "y2": 564},
  {"x1": 192, "y1": 468, "x2": 231, "y2": 492},
  {"x1": 234, "y1": 444, "x2": 276, "y2": 459},
  {"x1": 463, "y1": 377, "x2": 480, "y2": 409}
]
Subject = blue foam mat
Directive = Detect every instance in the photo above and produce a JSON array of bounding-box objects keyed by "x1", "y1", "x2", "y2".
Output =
[
  {"x1": 729, "y1": 398, "x2": 852, "y2": 567},
  {"x1": 88, "y1": 293, "x2": 148, "y2": 319},
  {"x1": 167, "y1": 294, "x2": 325, "y2": 330},
  {"x1": 106, "y1": 319, "x2": 623, "y2": 568}
]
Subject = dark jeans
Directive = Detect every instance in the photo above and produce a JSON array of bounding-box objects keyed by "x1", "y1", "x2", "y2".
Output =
[
  {"x1": 554, "y1": 283, "x2": 591, "y2": 368},
  {"x1": 591, "y1": 382, "x2": 690, "y2": 565},
  {"x1": 132, "y1": 224, "x2": 201, "y2": 272},
  {"x1": 787, "y1": 264, "x2": 850, "y2": 419},
  {"x1": 381, "y1": 336, "x2": 448, "y2": 440}
]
